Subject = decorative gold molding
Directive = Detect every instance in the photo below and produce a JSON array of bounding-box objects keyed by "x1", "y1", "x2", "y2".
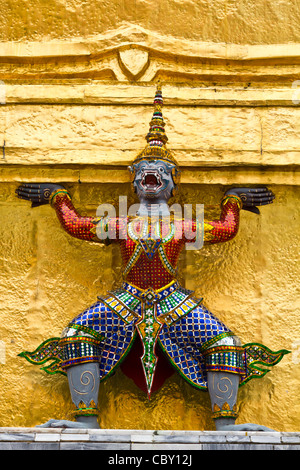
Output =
[
  {"x1": 1, "y1": 25, "x2": 300, "y2": 85},
  {"x1": 118, "y1": 47, "x2": 150, "y2": 81},
  {"x1": 2, "y1": 83, "x2": 299, "y2": 106},
  {"x1": 2, "y1": 24, "x2": 300, "y2": 60}
]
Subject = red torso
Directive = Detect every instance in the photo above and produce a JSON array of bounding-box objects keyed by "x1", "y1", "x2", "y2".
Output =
[
  {"x1": 118, "y1": 219, "x2": 185, "y2": 290},
  {"x1": 51, "y1": 193, "x2": 240, "y2": 291}
]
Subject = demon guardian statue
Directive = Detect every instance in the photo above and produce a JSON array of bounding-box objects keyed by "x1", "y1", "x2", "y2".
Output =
[{"x1": 17, "y1": 86, "x2": 289, "y2": 431}]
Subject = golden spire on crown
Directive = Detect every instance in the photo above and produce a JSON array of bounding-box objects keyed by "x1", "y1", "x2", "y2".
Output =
[{"x1": 133, "y1": 83, "x2": 178, "y2": 166}]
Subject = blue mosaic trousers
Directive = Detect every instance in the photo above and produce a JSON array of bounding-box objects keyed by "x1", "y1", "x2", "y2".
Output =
[{"x1": 61, "y1": 299, "x2": 233, "y2": 390}]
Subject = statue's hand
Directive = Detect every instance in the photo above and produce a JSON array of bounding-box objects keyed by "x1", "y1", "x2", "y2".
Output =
[
  {"x1": 16, "y1": 183, "x2": 65, "y2": 208},
  {"x1": 225, "y1": 187, "x2": 275, "y2": 214}
]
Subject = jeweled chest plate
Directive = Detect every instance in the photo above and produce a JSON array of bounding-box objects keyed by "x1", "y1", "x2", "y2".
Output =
[{"x1": 126, "y1": 218, "x2": 175, "y2": 263}]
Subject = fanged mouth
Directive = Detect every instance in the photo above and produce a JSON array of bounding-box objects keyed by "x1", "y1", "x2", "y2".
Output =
[{"x1": 141, "y1": 170, "x2": 163, "y2": 192}]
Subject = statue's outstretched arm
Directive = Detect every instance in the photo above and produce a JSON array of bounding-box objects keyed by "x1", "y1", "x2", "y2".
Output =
[
  {"x1": 16, "y1": 183, "x2": 105, "y2": 242},
  {"x1": 49, "y1": 188, "x2": 105, "y2": 242},
  {"x1": 204, "y1": 187, "x2": 275, "y2": 245}
]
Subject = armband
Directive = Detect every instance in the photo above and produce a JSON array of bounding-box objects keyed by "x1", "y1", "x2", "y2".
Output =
[
  {"x1": 49, "y1": 189, "x2": 71, "y2": 207},
  {"x1": 221, "y1": 194, "x2": 243, "y2": 210}
]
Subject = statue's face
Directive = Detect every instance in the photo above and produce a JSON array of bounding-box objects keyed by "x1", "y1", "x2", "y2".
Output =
[{"x1": 129, "y1": 159, "x2": 177, "y2": 201}]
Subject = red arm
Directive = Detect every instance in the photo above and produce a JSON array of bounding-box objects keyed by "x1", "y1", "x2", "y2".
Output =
[
  {"x1": 50, "y1": 190, "x2": 99, "y2": 241},
  {"x1": 204, "y1": 195, "x2": 242, "y2": 244},
  {"x1": 50, "y1": 190, "x2": 126, "y2": 243},
  {"x1": 182, "y1": 195, "x2": 242, "y2": 246}
]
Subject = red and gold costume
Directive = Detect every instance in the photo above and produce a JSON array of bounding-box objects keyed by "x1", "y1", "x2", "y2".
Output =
[{"x1": 51, "y1": 189, "x2": 241, "y2": 290}]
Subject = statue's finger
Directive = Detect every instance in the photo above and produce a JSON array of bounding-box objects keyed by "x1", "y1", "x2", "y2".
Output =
[
  {"x1": 248, "y1": 196, "x2": 275, "y2": 205},
  {"x1": 17, "y1": 183, "x2": 42, "y2": 192},
  {"x1": 244, "y1": 199, "x2": 274, "y2": 208},
  {"x1": 16, "y1": 193, "x2": 32, "y2": 201},
  {"x1": 255, "y1": 199, "x2": 274, "y2": 206},
  {"x1": 251, "y1": 190, "x2": 275, "y2": 198},
  {"x1": 17, "y1": 193, "x2": 43, "y2": 204},
  {"x1": 16, "y1": 185, "x2": 27, "y2": 193},
  {"x1": 21, "y1": 183, "x2": 42, "y2": 189},
  {"x1": 243, "y1": 193, "x2": 274, "y2": 204},
  {"x1": 16, "y1": 189, "x2": 40, "y2": 199},
  {"x1": 247, "y1": 187, "x2": 269, "y2": 193},
  {"x1": 16, "y1": 187, "x2": 40, "y2": 195},
  {"x1": 248, "y1": 198, "x2": 274, "y2": 205}
]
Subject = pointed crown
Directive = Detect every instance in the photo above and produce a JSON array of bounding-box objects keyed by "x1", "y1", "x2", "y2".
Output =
[{"x1": 132, "y1": 83, "x2": 178, "y2": 166}]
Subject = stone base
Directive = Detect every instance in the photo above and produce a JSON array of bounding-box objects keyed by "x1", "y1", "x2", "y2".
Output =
[{"x1": 0, "y1": 427, "x2": 299, "y2": 451}]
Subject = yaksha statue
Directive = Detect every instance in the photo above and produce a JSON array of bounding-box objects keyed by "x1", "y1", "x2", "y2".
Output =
[{"x1": 17, "y1": 85, "x2": 289, "y2": 430}]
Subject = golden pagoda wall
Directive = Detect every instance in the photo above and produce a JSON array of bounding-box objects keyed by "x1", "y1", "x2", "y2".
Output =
[{"x1": 0, "y1": 1, "x2": 299, "y2": 431}]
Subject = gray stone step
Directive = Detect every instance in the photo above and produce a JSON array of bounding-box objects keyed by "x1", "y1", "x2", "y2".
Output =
[{"x1": 0, "y1": 427, "x2": 298, "y2": 451}]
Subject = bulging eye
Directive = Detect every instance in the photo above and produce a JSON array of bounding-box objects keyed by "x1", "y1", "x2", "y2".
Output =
[{"x1": 159, "y1": 166, "x2": 165, "y2": 173}]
